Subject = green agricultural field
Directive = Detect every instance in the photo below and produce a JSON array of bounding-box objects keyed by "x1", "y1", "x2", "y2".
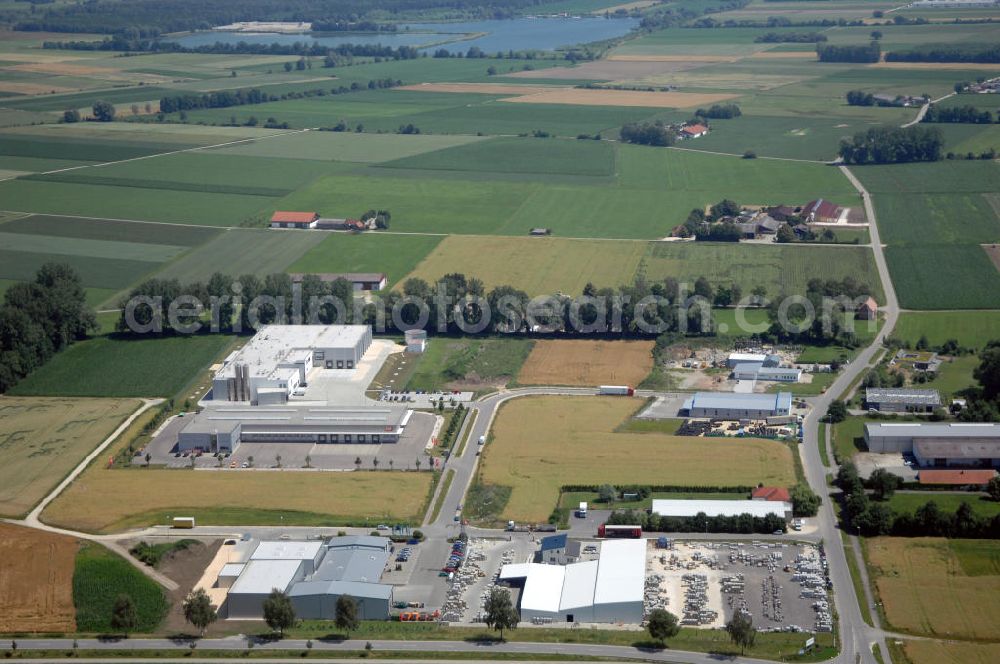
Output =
[
  {"x1": 289, "y1": 232, "x2": 442, "y2": 287},
  {"x1": 0, "y1": 178, "x2": 274, "y2": 226},
  {"x1": 0, "y1": 231, "x2": 187, "y2": 263},
  {"x1": 931, "y1": 354, "x2": 980, "y2": 397},
  {"x1": 872, "y1": 192, "x2": 1000, "y2": 247},
  {"x1": 2, "y1": 86, "x2": 173, "y2": 112},
  {"x1": 403, "y1": 235, "x2": 646, "y2": 295},
  {"x1": 855, "y1": 161, "x2": 999, "y2": 194},
  {"x1": 641, "y1": 242, "x2": 883, "y2": 301},
  {"x1": 72, "y1": 542, "x2": 168, "y2": 633},
  {"x1": 0, "y1": 132, "x2": 191, "y2": 163},
  {"x1": 406, "y1": 337, "x2": 534, "y2": 393},
  {"x1": 0, "y1": 248, "x2": 161, "y2": 292},
  {"x1": 888, "y1": 494, "x2": 1000, "y2": 520},
  {"x1": 152, "y1": 228, "x2": 327, "y2": 284},
  {"x1": 885, "y1": 244, "x2": 1000, "y2": 310},
  {"x1": 9, "y1": 333, "x2": 235, "y2": 398},
  {"x1": 895, "y1": 311, "x2": 1000, "y2": 350},
  {"x1": 379, "y1": 136, "x2": 617, "y2": 177},
  {"x1": 208, "y1": 130, "x2": 487, "y2": 163},
  {"x1": 0, "y1": 214, "x2": 221, "y2": 246},
  {"x1": 681, "y1": 116, "x2": 860, "y2": 161}
]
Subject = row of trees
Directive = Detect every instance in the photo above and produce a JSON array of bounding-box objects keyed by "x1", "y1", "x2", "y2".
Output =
[
  {"x1": 695, "y1": 103, "x2": 741, "y2": 119},
  {"x1": 838, "y1": 126, "x2": 943, "y2": 165},
  {"x1": 754, "y1": 31, "x2": 826, "y2": 43},
  {"x1": 923, "y1": 104, "x2": 995, "y2": 124},
  {"x1": 0, "y1": 263, "x2": 95, "y2": 393},
  {"x1": 886, "y1": 43, "x2": 1000, "y2": 64},
  {"x1": 620, "y1": 121, "x2": 676, "y2": 147},
  {"x1": 607, "y1": 508, "x2": 789, "y2": 534},
  {"x1": 816, "y1": 42, "x2": 880, "y2": 63},
  {"x1": 837, "y1": 461, "x2": 1000, "y2": 538},
  {"x1": 843, "y1": 90, "x2": 921, "y2": 108}
]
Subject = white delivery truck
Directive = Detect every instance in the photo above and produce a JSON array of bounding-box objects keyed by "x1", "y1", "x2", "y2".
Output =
[
  {"x1": 598, "y1": 385, "x2": 635, "y2": 396},
  {"x1": 576, "y1": 502, "x2": 588, "y2": 518}
]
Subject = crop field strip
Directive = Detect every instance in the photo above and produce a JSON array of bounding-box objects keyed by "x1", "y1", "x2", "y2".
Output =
[
  {"x1": 481, "y1": 395, "x2": 795, "y2": 522},
  {"x1": 0, "y1": 523, "x2": 78, "y2": 633},
  {"x1": 517, "y1": 339, "x2": 654, "y2": 387},
  {"x1": 289, "y1": 232, "x2": 444, "y2": 288}
]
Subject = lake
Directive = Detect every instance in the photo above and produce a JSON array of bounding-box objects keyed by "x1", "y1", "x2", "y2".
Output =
[{"x1": 170, "y1": 17, "x2": 640, "y2": 54}]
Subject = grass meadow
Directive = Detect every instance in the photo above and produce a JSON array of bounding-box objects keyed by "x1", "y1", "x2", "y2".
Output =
[
  {"x1": 866, "y1": 537, "x2": 1000, "y2": 640},
  {"x1": 405, "y1": 337, "x2": 534, "y2": 392},
  {"x1": 44, "y1": 468, "x2": 434, "y2": 533},
  {"x1": 0, "y1": 397, "x2": 140, "y2": 518},
  {"x1": 895, "y1": 311, "x2": 1000, "y2": 350},
  {"x1": 209, "y1": 130, "x2": 487, "y2": 163},
  {"x1": 480, "y1": 396, "x2": 795, "y2": 522},
  {"x1": 640, "y1": 242, "x2": 883, "y2": 301},
  {"x1": 10, "y1": 333, "x2": 235, "y2": 398},
  {"x1": 403, "y1": 235, "x2": 647, "y2": 294},
  {"x1": 72, "y1": 542, "x2": 168, "y2": 633},
  {"x1": 289, "y1": 232, "x2": 443, "y2": 288}
]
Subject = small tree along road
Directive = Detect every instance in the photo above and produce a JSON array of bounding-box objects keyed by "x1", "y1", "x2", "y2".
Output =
[
  {"x1": 726, "y1": 611, "x2": 757, "y2": 655},
  {"x1": 646, "y1": 608, "x2": 680, "y2": 646},
  {"x1": 483, "y1": 587, "x2": 519, "y2": 641},
  {"x1": 110, "y1": 594, "x2": 138, "y2": 637},
  {"x1": 183, "y1": 588, "x2": 218, "y2": 636},
  {"x1": 262, "y1": 589, "x2": 296, "y2": 637},
  {"x1": 335, "y1": 594, "x2": 360, "y2": 636}
]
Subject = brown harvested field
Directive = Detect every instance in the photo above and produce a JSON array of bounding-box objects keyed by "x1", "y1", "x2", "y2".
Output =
[
  {"x1": 0, "y1": 522, "x2": 78, "y2": 633},
  {"x1": 501, "y1": 88, "x2": 738, "y2": 109},
  {"x1": 903, "y1": 640, "x2": 1000, "y2": 664},
  {"x1": 0, "y1": 81, "x2": 76, "y2": 95},
  {"x1": 870, "y1": 62, "x2": 1000, "y2": 71},
  {"x1": 9, "y1": 62, "x2": 119, "y2": 76},
  {"x1": 42, "y1": 467, "x2": 433, "y2": 533},
  {"x1": 866, "y1": 537, "x2": 1000, "y2": 640},
  {"x1": 481, "y1": 396, "x2": 795, "y2": 522},
  {"x1": 398, "y1": 82, "x2": 563, "y2": 95},
  {"x1": 517, "y1": 339, "x2": 654, "y2": 387},
  {"x1": 983, "y1": 244, "x2": 1000, "y2": 274},
  {"x1": 607, "y1": 54, "x2": 738, "y2": 62},
  {"x1": 0, "y1": 396, "x2": 141, "y2": 518}
]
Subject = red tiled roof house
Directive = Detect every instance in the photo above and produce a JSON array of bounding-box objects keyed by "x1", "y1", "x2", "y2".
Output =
[{"x1": 751, "y1": 486, "x2": 791, "y2": 502}]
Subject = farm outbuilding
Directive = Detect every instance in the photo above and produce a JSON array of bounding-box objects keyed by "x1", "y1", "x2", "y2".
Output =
[
  {"x1": 865, "y1": 387, "x2": 941, "y2": 413},
  {"x1": 270, "y1": 211, "x2": 319, "y2": 229}
]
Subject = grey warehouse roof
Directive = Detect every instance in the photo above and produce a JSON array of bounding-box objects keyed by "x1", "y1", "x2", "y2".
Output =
[
  {"x1": 865, "y1": 423, "x2": 1000, "y2": 438},
  {"x1": 180, "y1": 405, "x2": 411, "y2": 435},
  {"x1": 289, "y1": 579, "x2": 393, "y2": 600},
  {"x1": 866, "y1": 388, "x2": 941, "y2": 406},
  {"x1": 683, "y1": 391, "x2": 792, "y2": 412}
]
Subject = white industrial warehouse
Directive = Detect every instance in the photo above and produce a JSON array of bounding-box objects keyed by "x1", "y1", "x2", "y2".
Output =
[
  {"x1": 864, "y1": 422, "x2": 1000, "y2": 467},
  {"x1": 651, "y1": 499, "x2": 792, "y2": 520},
  {"x1": 212, "y1": 325, "x2": 373, "y2": 405},
  {"x1": 498, "y1": 539, "x2": 645, "y2": 624},
  {"x1": 682, "y1": 392, "x2": 793, "y2": 419},
  {"x1": 220, "y1": 536, "x2": 393, "y2": 620}
]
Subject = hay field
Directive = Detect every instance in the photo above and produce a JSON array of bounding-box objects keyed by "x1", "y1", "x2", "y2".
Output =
[
  {"x1": 903, "y1": 640, "x2": 1000, "y2": 664},
  {"x1": 501, "y1": 88, "x2": 738, "y2": 109},
  {"x1": 42, "y1": 468, "x2": 433, "y2": 533},
  {"x1": 0, "y1": 522, "x2": 78, "y2": 632},
  {"x1": 517, "y1": 340, "x2": 654, "y2": 387},
  {"x1": 0, "y1": 397, "x2": 140, "y2": 518},
  {"x1": 402, "y1": 236, "x2": 646, "y2": 295},
  {"x1": 481, "y1": 396, "x2": 795, "y2": 522},
  {"x1": 866, "y1": 537, "x2": 1000, "y2": 640}
]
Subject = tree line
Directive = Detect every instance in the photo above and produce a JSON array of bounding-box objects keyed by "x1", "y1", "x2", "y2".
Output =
[
  {"x1": 845, "y1": 90, "x2": 925, "y2": 108},
  {"x1": 837, "y1": 461, "x2": 1000, "y2": 538},
  {"x1": 923, "y1": 104, "x2": 996, "y2": 124},
  {"x1": 607, "y1": 507, "x2": 789, "y2": 535},
  {"x1": 695, "y1": 103, "x2": 741, "y2": 119},
  {"x1": 158, "y1": 79, "x2": 400, "y2": 114},
  {"x1": 817, "y1": 42, "x2": 880, "y2": 63},
  {"x1": 620, "y1": 121, "x2": 676, "y2": 147},
  {"x1": 886, "y1": 43, "x2": 1000, "y2": 64},
  {"x1": 838, "y1": 125, "x2": 943, "y2": 165},
  {"x1": 754, "y1": 31, "x2": 827, "y2": 43},
  {"x1": 0, "y1": 263, "x2": 96, "y2": 393}
]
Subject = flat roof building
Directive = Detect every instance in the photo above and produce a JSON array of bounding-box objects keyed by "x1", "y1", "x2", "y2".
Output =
[
  {"x1": 289, "y1": 273, "x2": 387, "y2": 292},
  {"x1": 682, "y1": 392, "x2": 793, "y2": 420},
  {"x1": 732, "y1": 363, "x2": 802, "y2": 383},
  {"x1": 212, "y1": 325, "x2": 373, "y2": 404},
  {"x1": 225, "y1": 537, "x2": 393, "y2": 620},
  {"x1": 865, "y1": 387, "x2": 941, "y2": 413},
  {"x1": 500, "y1": 539, "x2": 645, "y2": 624},
  {"x1": 864, "y1": 422, "x2": 1000, "y2": 467},
  {"x1": 652, "y1": 499, "x2": 792, "y2": 520}
]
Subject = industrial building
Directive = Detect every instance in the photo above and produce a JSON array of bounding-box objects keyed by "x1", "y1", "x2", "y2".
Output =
[
  {"x1": 499, "y1": 539, "x2": 645, "y2": 624},
  {"x1": 176, "y1": 404, "x2": 412, "y2": 452},
  {"x1": 726, "y1": 353, "x2": 781, "y2": 369},
  {"x1": 212, "y1": 325, "x2": 373, "y2": 405},
  {"x1": 651, "y1": 499, "x2": 792, "y2": 521},
  {"x1": 682, "y1": 392, "x2": 793, "y2": 419},
  {"x1": 864, "y1": 422, "x2": 1000, "y2": 467},
  {"x1": 536, "y1": 534, "x2": 581, "y2": 565},
  {"x1": 731, "y1": 363, "x2": 802, "y2": 383},
  {"x1": 223, "y1": 537, "x2": 393, "y2": 620},
  {"x1": 865, "y1": 387, "x2": 941, "y2": 413}
]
